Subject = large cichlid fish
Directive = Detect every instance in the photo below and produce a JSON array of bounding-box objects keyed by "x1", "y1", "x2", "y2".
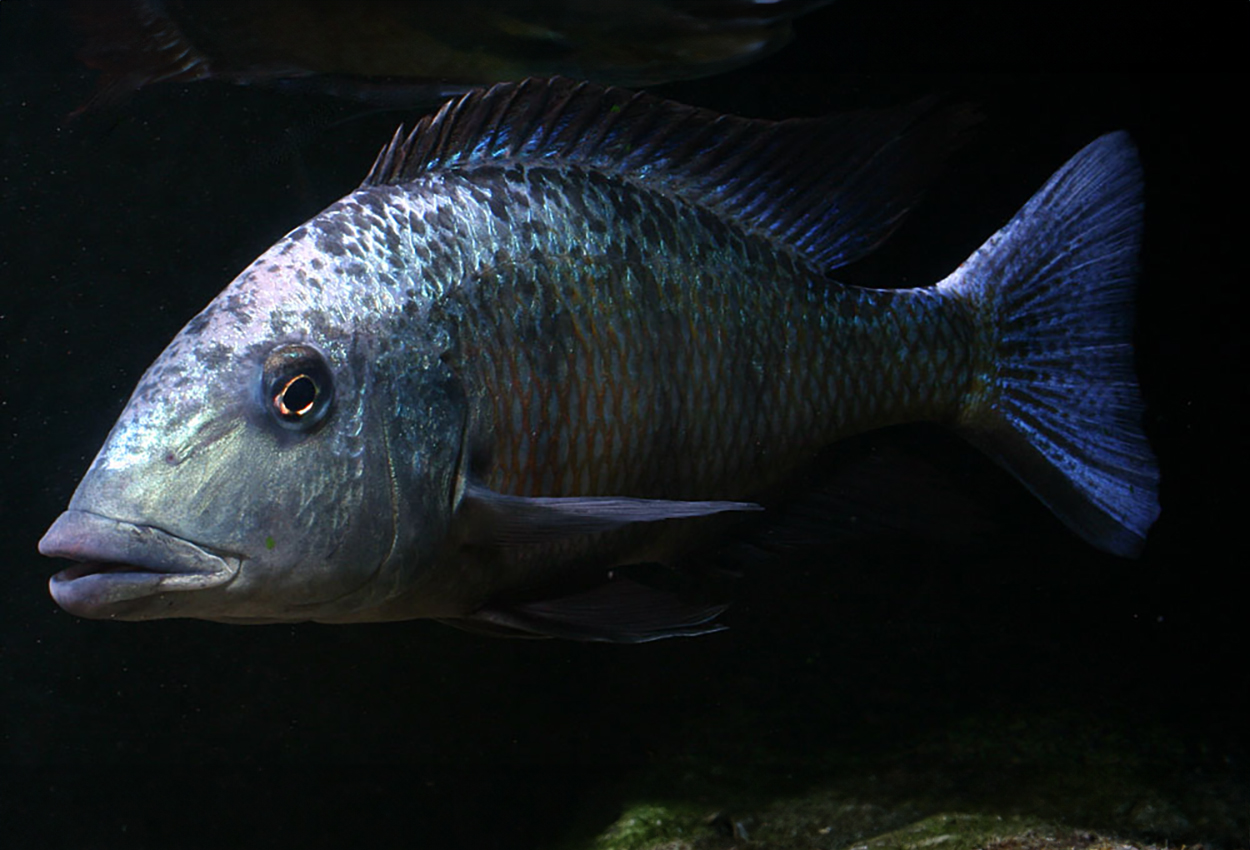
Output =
[{"x1": 40, "y1": 78, "x2": 1159, "y2": 641}]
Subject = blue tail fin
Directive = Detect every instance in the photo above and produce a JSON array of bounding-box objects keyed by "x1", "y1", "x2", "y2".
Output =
[{"x1": 939, "y1": 132, "x2": 1159, "y2": 556}]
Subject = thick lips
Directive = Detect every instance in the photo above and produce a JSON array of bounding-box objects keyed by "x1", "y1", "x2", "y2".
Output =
[{"x1": 40, "y1": 510, "x2": 240, "y2": 618}]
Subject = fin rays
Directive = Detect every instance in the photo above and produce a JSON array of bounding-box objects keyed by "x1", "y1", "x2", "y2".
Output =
[
  {"x1": 363, "y1": 76, "x2": 975, "y2": 271},
  {"x1": 943, "y1": 132, "x2": 1159, "y2": 556}
]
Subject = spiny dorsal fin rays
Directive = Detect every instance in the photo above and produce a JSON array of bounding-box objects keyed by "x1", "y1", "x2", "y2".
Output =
[{"x1": 361, "y1": 76, "x2": 975, "y2": 271}]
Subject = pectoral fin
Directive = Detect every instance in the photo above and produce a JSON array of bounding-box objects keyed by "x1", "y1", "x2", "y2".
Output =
[{"x1": 461, "y1": 481, "x2": 762, "y2": 546}]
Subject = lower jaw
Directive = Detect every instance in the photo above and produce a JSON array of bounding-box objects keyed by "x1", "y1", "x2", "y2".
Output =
[{"x1": 48, "y1": 565, "x2": 237, "y2": 620}]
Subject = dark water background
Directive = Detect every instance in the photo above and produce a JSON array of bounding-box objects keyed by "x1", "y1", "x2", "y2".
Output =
[{"x1": 2, "y1": 1, "x2": 1246, "y2": 847}]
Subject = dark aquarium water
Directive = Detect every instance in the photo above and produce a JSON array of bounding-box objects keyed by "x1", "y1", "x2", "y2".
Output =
[{"x1": 2, "y1": 1, "x2": 1246, "y2": 848}]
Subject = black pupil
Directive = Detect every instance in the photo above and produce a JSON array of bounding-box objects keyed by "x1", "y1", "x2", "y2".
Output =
[
  {"x1": 264, "y1": 345, "x2": 333, "y2": 431},
  {"x1": 279, "y1": 375, "x2": 317, "y2": 416}
]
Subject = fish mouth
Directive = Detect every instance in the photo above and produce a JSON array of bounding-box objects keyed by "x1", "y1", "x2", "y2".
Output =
[{"x1": 40, "y1": 510, "x2": 241, "y2": 619}]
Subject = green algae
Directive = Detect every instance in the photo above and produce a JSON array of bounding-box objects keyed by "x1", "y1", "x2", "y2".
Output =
[
  {"x1": 560, "y1": 706, "x2": 1246, "y2": 850},
  {"x1": 580, "y1": 794, "x2": 1049, "y2": 850},
  {"x1": 584, "y1": 801, "x2": 1199, "y2": 850},
  {"x1": 588, "y1": 802, "x2": 710, "y2": 850}
]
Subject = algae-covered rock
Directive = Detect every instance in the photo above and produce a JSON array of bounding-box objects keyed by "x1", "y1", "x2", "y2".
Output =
[
  {"x1": 586, "y1": 803, "x2": 1194, "y2": 850},
  {"x1": 565, "y1": 706, "x2": 1246, "y2": 850}
]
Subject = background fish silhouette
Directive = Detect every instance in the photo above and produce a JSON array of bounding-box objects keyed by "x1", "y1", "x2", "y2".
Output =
[{"x1": 68, "y1": 0, "x2": 832, "y2": 112}]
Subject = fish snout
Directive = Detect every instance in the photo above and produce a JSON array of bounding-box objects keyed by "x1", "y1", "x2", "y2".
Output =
[{"x1": 40, "y1": 510, "x2": 240, "y2": 619}]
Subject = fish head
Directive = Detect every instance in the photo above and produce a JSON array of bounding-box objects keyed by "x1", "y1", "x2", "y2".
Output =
[{"x1": 40, "y1": 224, "x2": 464, "y2": 623}]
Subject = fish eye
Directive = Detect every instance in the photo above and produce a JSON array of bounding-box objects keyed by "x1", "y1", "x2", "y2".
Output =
[{"x1": 263, "y1": 344, "x2": 334, "y2": 431}]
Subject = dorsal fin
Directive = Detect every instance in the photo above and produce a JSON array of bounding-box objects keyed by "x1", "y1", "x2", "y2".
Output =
[{"x1": 362, "y1": 76, "x2": 974, "y2": 271}]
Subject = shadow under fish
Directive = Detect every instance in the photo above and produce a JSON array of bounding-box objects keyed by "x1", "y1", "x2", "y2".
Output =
[
  {"x1": 67, "y1": 0, "x2": 833, "y2": 113},
  {"x1": 39, "y1": 77, "x2": 1159, "y2": 642}
]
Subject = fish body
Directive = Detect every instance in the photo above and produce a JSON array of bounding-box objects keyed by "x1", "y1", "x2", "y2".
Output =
[{"x1": 39, "y1": 78, "x2": 1159, "y2": 641}]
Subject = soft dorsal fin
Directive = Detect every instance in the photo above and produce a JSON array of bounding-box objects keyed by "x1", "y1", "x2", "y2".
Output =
[{"x1": 362, "y1": 76, "x2": 973, "y2": 270}]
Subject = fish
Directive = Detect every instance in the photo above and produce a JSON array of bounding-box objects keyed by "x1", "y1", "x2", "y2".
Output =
[
  {"x1": 39, "y1": 77, "x2": 1160, "y2": 642},
  {"x1": 68, "y1": 0, "x2": 832, "y2": 113}
]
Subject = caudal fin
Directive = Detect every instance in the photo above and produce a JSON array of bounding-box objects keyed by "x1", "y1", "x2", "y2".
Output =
[{"x1": 939, "y1": 132, "x2": 1159, "y2": 556}]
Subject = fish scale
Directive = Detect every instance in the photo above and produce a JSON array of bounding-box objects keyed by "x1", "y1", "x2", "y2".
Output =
[{"x1": 438, "y1": 167, "x2": 973, "y2": 515}]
